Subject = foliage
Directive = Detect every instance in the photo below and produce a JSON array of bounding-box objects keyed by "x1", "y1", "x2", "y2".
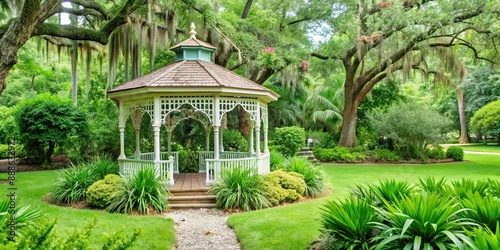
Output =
[
  {"x1": 86, "y1": 174, "x2": 123, "y2": 208},
  {"x1": 177, "y1": 145, "x2": 198, "y2": 173},
  {"x1": 488, "y1": 179, "x2": 500, "y2": 198},
  {"x1": 460, "y1": 192, "x2": 500, "y2": 232},
  {"x1": 470, "y1": 99, "x2": 500, "y2": 138},
  {"x1": 51, "y1": 165, "x2": 96, "y2": 204},
  {"x1": 373, "y1": 149, "x2": 400, "y2": 161},
  {"x1": 0, "y1": 106, "x2": 17, "y2": 144},
  {"x1": 369, "y1": 101, "x2": 451, "y2": 159},
  {"x1": 0, "y1": 199, "x2": 41, "y2": 243},
  {"x1": 261, "y1": 170, "x2": 306, "y2": 206},
  {"x1": 108, "y1": 167, "x2": 169, "y2": 214},
  {"x1": 463, "y1": 67, "x2": 500, "y2": 116},
  {"x1": 316, "y1": 196, "x2": 380, "y2": 250},
  {"x1": 283, "y1": 157, "x2": 327, "y2": 197},
  {"x1": 208, "y1": 168, "x2": 270, "y2": 211},
  {"x1": 417, "y1": 176, "x2": 448, "y2": 195},
  {"x1": 273, "y1": 126, "x2": 306, "y2": 156},
  {"x1": 368, "y1": 179, "x2": 415, "y2": 207},
  {"x1": 306, "y1": 131, "x2": 337, "y2": 149},
  {"x1": 223, "y1": 129, "x2": 249, "y2": 152},
  {"x1": 357, "y1": 80, "x2": 403, "y2": 129},
  {"x1": 89, "y1": 157, "x2": 119, "y2": 180},
  {"x1": 313, "y1": 147, "x2": 366, "y2": 162},
  {"x1": 467, "y1": 225, "x2": 500, "y2": 250},
  {"x1": 269, "y1": 150, "x2": 284, "y2": 171},
  {"x1": 373, "y1": 193, "x2": 476, "y2": 249},
  {"x1": 16, "y1": 93, "x2": 89, "y2": 164},
  {"x1": 446, "y1": 146, "x2": 465, "y2": 161},
  {"x1": 427, "y1": 144, "x2": 447, "y2": 160},
  {"x1": 4, "y1": 217, "x2": 141, "y2": 250},
  {"x1": 448, "y1": 178, "x2": 490, "y2": 199},
  {"x1": 0, "y1": 145, "x2": 8, "y2": 159}
]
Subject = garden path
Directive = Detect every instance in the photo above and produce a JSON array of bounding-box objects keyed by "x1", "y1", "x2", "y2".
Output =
[{"x1": 165, "y1": 209, "x2": 240, "y2": 250}]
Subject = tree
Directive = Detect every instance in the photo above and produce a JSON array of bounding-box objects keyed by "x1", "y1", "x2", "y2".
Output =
[
  {"x1": 470, "y1": 100, "x2": 500, "y2": 145},
  {"x1": 17, "y1": 93, "x2": 88, "y2": 164},
  {"x1": 312, "y1": 0, "x2": 499, "y2": 147}
]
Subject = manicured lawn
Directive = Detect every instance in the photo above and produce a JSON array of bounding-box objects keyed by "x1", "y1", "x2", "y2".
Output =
[
  {"x1": 0, "y1": 170, "x2": 175, "y2": 249},
  {"x1": 453, "y1": 143, "x2": 500, "y2": 153},
  {"x1": 227, "y1": 153, "x2": 500, "y2": 250}
]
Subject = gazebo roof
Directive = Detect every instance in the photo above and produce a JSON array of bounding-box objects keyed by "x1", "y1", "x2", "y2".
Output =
[{"x1": 108, "y1": 24, "x2": 279, "y2": 102}]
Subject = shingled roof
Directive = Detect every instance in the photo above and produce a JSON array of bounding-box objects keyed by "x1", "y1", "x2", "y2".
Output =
[
  {"x1": 170, "y1": 37, "x2": 216, "y2": 50},
  {"x1": 108, "y1": 60, "x2": 274, "y2": 93}
]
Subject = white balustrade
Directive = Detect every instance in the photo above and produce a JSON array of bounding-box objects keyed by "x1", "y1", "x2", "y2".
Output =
[
  {"x1": 119, "y1": 157, "x2": 175, "y2": 185},
  {"x1": 205, "y1": 156, "x2": 258, "y2": 183}
]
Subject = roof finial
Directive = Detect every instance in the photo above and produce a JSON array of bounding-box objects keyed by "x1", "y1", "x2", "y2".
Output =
[{"x1": 189, "y1": 22, "x2": 197, "y2": 38}]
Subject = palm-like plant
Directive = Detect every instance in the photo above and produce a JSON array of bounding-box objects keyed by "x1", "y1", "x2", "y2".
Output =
[
  {"x1": 417, "y1": 176, "x2": 448, "y2": 195},
  {"x1": 107, "y1": 167, "x2": 169, "y2": 214},
  {"x1": 448, "y1": 178, "x2": 489, "y2": 198},
  {"x1": 209, "y1": 168, "x2": 270, "y2": 211},
  {"x1": 467, "y1": 223, "x2": 500, "y2": 250},
  {"x1": 0, "y1": 199, "x2": 41, "y2": 241},
  {"x1": 373, "y1": 193, "x2": 476, "y2": 249},
  {"x1": 370, "y1": 179, "x2": 415, "y2": 207},
  {"x1": 461, "y1": 192, "x2": 500, "y2": 232},
  {"x1": 283, "y1": 157, "x2": 328, "y2": 197},
  {"x1": 318, "y1": 196, "x2": 380, "y2": 250}
]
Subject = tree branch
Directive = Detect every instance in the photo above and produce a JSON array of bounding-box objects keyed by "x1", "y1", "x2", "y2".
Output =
[
  {"x1": 58, "y1": 6, "x2": 104, "y2": 18},
  {"x1": 310, "y1": 52, "x2": 342, "y2": 61},
  {"x1": 63, "y1": 0, "x2": 111, "y2": 19}
]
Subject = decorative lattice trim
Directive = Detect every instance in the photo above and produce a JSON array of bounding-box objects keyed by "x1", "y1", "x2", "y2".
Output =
[
  {"x1": 160, "y1": 96, "x2": 213, "y2": 124},
  {"x1": 219, "y1": 97, "x2": 258, "y2": 123}
]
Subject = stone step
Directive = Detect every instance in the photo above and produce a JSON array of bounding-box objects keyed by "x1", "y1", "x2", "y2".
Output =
[
  {"x1": 169, "y1": 188, "x2": 211, "y2": 196},
  {"x1": 168, "y1": 195, "x2": 216, "y2": 205},
  {"x1": 299, "y1": 147, "x2": 312, "y2": 152},
  {"x1": 169, "y1": 203, "x2": 216, "y2": 209}
]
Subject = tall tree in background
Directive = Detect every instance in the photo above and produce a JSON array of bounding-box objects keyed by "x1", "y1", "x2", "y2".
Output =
[{"x1": 312, "y1": 0, "x2": 499, "y2": 147}]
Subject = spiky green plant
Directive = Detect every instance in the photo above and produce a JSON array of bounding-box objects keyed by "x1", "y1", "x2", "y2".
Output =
[
  {"x1": 468, "y1": 222, "x2": 500, "y2": 250},
  {"x1": 417, "y1": 176, "x2": 448, "y2": 195},
  {"x1": 269, "y1": 150, "x2": 284, "y2": 171},
  {"x1": 461, "y1": 192, "x2": 500, "y2": 232},
  {"x1": 370, "y1": 179, "x2": 415, "y2": 207},
  {"x1": 51, "y1": 165, "x2": 96, "y2": 204},
  {"x1": 90, "y1": 157, "x2": 119, "y2": 180},
  {"x1": 317, "y1": 196, "x2": 380, "y2": 250},
  {"x1": 373, "y1": 193, "x2": 477, "y2": 250},
  {"x1": 208, "y1": 168, "x2": 270, "y2": 211},
  {"x1": 107, "y1": 167, "x2": 169, "y2": 214},
  {"x1": 448, "y1": 178, "x2": 489, "y2": 199},
  {"x1": 283, "y1": 156, "x2": 328, "y2": 197},
  {"x1": 0, "y1": 199, "x2": 41, "y2": 242},
  {"x1": 487, "y1": 178, "x2": 500, "y2": 198}
]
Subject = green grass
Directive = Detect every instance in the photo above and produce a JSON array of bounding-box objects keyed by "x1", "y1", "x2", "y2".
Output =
[
  {"x1": 0, "y1": 170, "x2": 174, "y2": 249},
  {"x1": 228, "y1": 153, "x2": 500, "y2": 250},
  {"x1": 453, "y1": 143, "x2": 500, "y2": 153}
]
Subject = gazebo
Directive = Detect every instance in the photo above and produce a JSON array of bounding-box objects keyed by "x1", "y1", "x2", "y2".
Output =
[{"x1": 107, "y1": 24, "x2": 279, "y2": 186}]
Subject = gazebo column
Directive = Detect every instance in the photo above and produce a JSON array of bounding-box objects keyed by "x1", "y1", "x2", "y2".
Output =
[
  {"x1": 249, "y1": 121, "x2": 255, "y2": 156},
  {"x1": 213, "y1": 126, "x2": 220, "y2": 159},
  {"x1": 153, "y1": 97, "x2": 161, "y2": 176},
  {"x1": 256, "y1": 105, "x2": 261, "y2": 156},
  {"x1": 166, "y1": 128, "x2": 173, "y2": 155},
  {"x1": 118, "y1": 103, "x2": 126, "y2": 159},
  {"x1": 263, "y1": 126, "x2": 269, "y2": 153},
  {"x1": 132, "y1": 110, "x2": 142, "y2": 155},
  {"x1": 219, "y1": 124, "x2": 224, "y2": 152},
  {"x1": 204, "y1": 126, "x2": 211, "y2": 151}
]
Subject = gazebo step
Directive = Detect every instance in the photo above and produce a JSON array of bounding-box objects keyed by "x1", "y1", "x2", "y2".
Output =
[
  {"x1": 169, "y1": 203, "x2": 216, "y2": 209},
  {"x1": 168, "y1": 195, "x2": 216, "y2": 204},
  {"x1": 169, "y1": 188, "x2": 211, "y2": 196}
]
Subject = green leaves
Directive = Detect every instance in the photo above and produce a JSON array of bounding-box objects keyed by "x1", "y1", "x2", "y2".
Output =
[{"x1": 282, "y1": 156, "x2": 328, "y2": 197}]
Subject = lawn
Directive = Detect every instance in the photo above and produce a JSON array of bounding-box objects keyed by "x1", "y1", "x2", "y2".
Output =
[
  {"x1": 0, "y1": 170, "x2": 175, "y2": 249},
  {"x1": 453, "y1": 143, "x2": 500, "y2": 153},
  {"x1": 227, "y1": 153, "x2": 500, "y2": 250}
]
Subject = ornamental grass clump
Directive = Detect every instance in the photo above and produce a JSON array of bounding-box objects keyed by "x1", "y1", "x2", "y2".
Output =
[
  {"x1": 107, "y1": 167, "x2": 169, "y2": 214},
  {"x1": 460, "y1": 192, "x2": 500, "y2": 232},
  {"x1": 283, "y1": 157, "x2": 328, "y2": 197},
  {"x1": 373, "y1": 193, "x2": 477, "y2": 249},
  {"x1": 315, "y1": 196, "x2": 381, "y2": 250},
  {"x1": 208, "y1": 168, "x2": 270, "y2": 211},
  {"x1": 51, "y1": 165, "x2": 96, "y2": 204}
]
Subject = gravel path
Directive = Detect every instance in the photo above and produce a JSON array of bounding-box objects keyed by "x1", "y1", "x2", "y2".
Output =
[{"x1": 165, "y1": 209, "x2": 241, "y2": 250}]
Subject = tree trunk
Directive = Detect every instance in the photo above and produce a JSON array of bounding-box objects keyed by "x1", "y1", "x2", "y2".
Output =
[
  {"x1": 241, "y1": 0, "x2": 254, "y2": 19},
  {"x1": 456, "y1": 89, "x2": 469, "y2": 143},
  {"x1": 71, "y1": 41, "x2": 78, "y2": 106},
  {"x1": 238, "y1": 107, "x2": 250, "y2": 137},
  {"x1": 47, "y1": 141, "x2": 55, "y2": 164},
  {"x1": 338, "y1": 82, "x2": 359, "y2": 147}
]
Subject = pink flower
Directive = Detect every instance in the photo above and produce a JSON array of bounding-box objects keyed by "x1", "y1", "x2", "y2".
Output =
[
  {"x1": 299, "y1": 60, "x2": 309, "y2": 72},
  {"x1": 263, "y1": 47, "x2": 275, "y2": 53}
]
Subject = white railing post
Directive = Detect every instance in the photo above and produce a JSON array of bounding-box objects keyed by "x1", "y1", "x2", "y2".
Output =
[{"x1": 169, "y1": 155, "x2": 175, "y2": 186}]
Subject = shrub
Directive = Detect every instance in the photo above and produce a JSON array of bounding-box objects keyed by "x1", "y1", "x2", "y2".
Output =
[
  {"x1": 368, "y1": 101, "x2": 451, "y2": 160},
  {"x1": 373, "y1": 193, "x2": 476, "y2": 249},
  {"x1": 446, "y1": 146, "x2": 464, "y2": 161},
  {"x1": 0, "y1": 144, "x2": 8, "y2": 159},
  {"x1": 51, "y1": 165, "x2": 96, "y2": 204},
  {"x1": 283, "y1": 157, "x2": 328, "y2": 197},
  {"x1": 488, "y1": 179, "x2": 500, "y2": 198},
  {"x1": 269, "y1": 150, "x2": 284, "y2": 171},
  {"x1": 108, "y1": 167, "x2": 169, "y2": 214},
  {"x1": 86, "y1": 174, "x2": 123, "y2": 208},
  {"x1": 417, "y1": 176, "x2": 448, "y2": 195},
  {"x1": 427, "y1": 144, "x2": 446, "y2": 159},
  {"x1": 448, "y1": 178, "x2": 489, "y2": 199},
  {"x1": 461, "y1": 192, "x2": 500, "y2": 232},
  {"x1": 177, "y1": 146, "x2": 198, "y2": 173},
  {"x1": 315, "y1": 196, "x2": 380, "y2": 250},
  {"x1": 223, "y1": 129, "x2": 249, "y2": 152},
  {"x1": 306, "y1": 131, "x2": 337, "y2": 148},
  {"x1": 208, "y1": 168, "x2": 270, "y2": 211},
  {"x1": 313, "y1": 147, "x2": 362, "y2": 162},
  {"x1": 262, "y1": 170, "x2": 306, "y2": 206},
  {"x1": 373, "y1": 149, "x2": 399, "y2": 161},
  {"x1": 468, "y1": 225, "x2": 500, "y2": 250},
  {"x1": 356, "y1": 179, "x2": 414, "y2": 208},
  {"x1": 90, "y1": 157, "x2": 119, "y2": 180},
  {"x1": 273, "y1": 126, "x2": 306, "y2": 156}
]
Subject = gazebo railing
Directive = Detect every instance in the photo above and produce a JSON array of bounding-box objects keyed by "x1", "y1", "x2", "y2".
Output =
[
  {"x1": 127, "y1": 152, "x2": 179, "y2": 173},
  {"x1": 198, "y1": 151, "x2": 250, "y2": 172},
  {"x1": 119, "y1": 157, "x2": 175, "y2": 185},
  {"x1": 205, "y1": 153, "x2": 270, "y2": 183}
]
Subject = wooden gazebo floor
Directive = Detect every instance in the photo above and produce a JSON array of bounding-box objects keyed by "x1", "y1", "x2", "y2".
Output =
[{"x1": 169, "y1": 173, "x2": 209, "y2": 191}]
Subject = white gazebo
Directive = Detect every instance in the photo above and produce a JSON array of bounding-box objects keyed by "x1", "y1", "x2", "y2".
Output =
[{"x1": 107, "y1": 24, "x2": 279, "y2": 185}]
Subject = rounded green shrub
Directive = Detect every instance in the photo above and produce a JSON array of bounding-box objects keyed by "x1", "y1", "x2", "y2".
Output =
[
  {"x1": 446, "y1": 146, "x2": 464, "y2": 161},
  {"x1": 273, "y1": 126, "x2": 306, "y2": 156},
  {"x1": 223, "y1": 129, "x2": 249, "y2": 152},
  {"x1": 374, "y1": 149, "x2": 400, "y2": 161},
  {"x1": 262, "y1": 170, "x2": 306, "y2": 206},
  {"x1": 86, "y1": 174, "x2": 123, "y2": 208},
  {"x1": 283, "y1": 157, "x2": 328, "y2": 197},
  {"x1": 427, "y1": 145, "x2": 446, "y2": 160}
]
